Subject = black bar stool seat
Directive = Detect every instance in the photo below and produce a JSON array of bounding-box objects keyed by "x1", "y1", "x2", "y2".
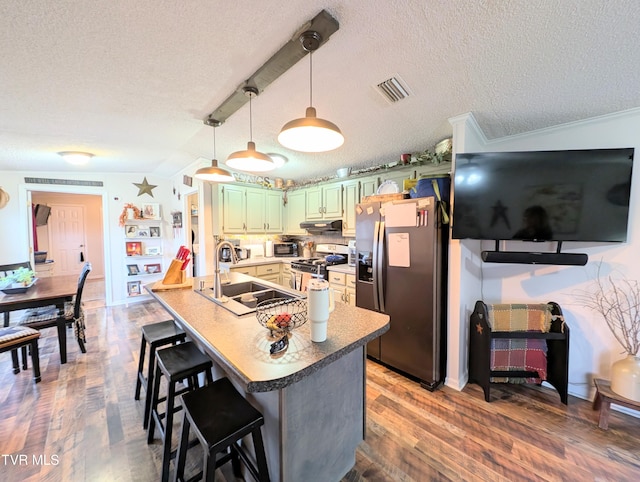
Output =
[
  {"x1": 148, "y1": 341, "x2": 213, "y2": 482},
  {"x1": 174, "y1": 377, "x2": 270, "y2": 482},
  {"x1": 135, "y1": 319, "x2": 187, "y2": 429}
]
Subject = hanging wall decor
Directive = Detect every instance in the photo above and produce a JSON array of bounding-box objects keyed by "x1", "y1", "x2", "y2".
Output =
[{"x1": 133, "y1": 177, "x2": 157, "y2": 197}]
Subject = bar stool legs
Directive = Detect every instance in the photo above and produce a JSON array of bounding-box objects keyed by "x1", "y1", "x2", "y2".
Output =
[
  {"x1": 147, "y1": 341, "x2": 213, "y2": 482},
  {"x1": 174, "y1": 377, "x2": 270, "y2": 482},
  {"x1": 134, "y1": 320, "x2": 186, "y2": 429}
]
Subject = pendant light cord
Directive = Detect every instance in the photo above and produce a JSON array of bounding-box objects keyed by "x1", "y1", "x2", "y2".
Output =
[
  {"x1": 309, "y1": 51, "x2": 313, "y2": 108},
  {"x1": 212, "y1": 125, "x2": 217, "y2": 158},
  {"x1": 249, "y1": 92, "x2": 253, "y2": 142}
]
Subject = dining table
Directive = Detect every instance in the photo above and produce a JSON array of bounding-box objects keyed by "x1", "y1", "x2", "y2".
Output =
[{"x1": 0, "y1": 275, "x2": 78, "y2": 364}]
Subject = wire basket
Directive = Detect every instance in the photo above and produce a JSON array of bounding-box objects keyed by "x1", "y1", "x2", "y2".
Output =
[{"x1": 256, "y1": 298, "x2": 307, "y2": 335}]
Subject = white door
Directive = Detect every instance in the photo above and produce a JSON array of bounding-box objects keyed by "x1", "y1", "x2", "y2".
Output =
[{"x1": 49, "y1": 204, "x2": 86, "y2": 276}]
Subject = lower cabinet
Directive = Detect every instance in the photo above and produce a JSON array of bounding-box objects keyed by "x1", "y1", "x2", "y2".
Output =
[
  {"x1": 229, "y1": 265, "x2": 257, "y2": 276},
  {"x1": 328, "y1": 271, "x2": 356, "y2": 306}
]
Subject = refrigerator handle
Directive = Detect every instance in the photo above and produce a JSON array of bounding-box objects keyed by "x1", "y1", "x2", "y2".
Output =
[
  {"x1": 376, "y1": 221, "x2": 385, "y2": 313},
  {"x1": 372, "y1": 221, "x2": 381, "y2": 311}
]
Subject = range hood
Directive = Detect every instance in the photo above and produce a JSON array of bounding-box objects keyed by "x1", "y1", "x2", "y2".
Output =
[{"x1": 300, "y1": 220, "x2": 343, "y2": 233}]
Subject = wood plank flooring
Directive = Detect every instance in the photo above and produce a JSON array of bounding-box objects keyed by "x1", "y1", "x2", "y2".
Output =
[{"x1": 1, "y1": 299, "x2": 639, "y2": 481}]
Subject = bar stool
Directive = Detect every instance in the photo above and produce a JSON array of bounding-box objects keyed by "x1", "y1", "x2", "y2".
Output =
[
  {"x1": 147, "y1": 341, "x2": 213, "y2": 482},
  {"x1": 174, "y1": 377, "x2": 270, "y2": 482},
  {"x1": 134, "y1": 319, "x2": 187, "y2": 429}
]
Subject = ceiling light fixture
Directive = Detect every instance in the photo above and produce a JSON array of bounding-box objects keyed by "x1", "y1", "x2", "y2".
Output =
[
  {"x1": 58, "y1": 151, "x2": 93, "y2": 165},
  {"x1": 226, "y1": 86, "x2": 275, "y2": 173},
  {"x1": 195, "y1": 121, "x2": 235, "y2": 183},
  {"x1": 278, "y1": 31, "x2": 344, "y2": 153},
  {"x1": 266, "y1": 153, "x2": 288, "y2": 168}
]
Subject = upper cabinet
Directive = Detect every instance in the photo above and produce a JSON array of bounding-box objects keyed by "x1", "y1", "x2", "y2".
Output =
[
  {"x1": 359, "y1": 176, "x2": 379, "y2": 200},
  {"x1": 342, "y1": 180, "x2": 360, "y2": 237},
  {"x1": 221, "y1": 184, "x2": 283, "y2": 235},
  {"x1": 285, "y1": 190, "x2": 306, "y2": 235},
  {"x1": 306, "y1": 182, "x2": 343, "y2": 220}
]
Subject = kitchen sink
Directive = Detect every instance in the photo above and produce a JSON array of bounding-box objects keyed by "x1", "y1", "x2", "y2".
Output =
[
  {"x1": 195, "y1": 281, "x2": 303, "y2": 316},
  {"x1": 220, "y1": 281, "x2": 272, "y2": 297}
]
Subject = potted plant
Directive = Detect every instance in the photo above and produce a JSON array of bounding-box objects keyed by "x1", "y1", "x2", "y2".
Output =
[{"x1": 577, "y1": 266, "x2": 640, "y2": 401}]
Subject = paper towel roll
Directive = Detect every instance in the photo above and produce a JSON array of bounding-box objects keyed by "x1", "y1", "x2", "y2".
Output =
[{"x1": 265, "y1": 240, "x2": 273, "y2": 257}]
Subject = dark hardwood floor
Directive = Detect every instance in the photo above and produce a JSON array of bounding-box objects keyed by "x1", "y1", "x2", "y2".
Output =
[{"x1": 1, "y1": 299, "x2": 639, "y2": 481}]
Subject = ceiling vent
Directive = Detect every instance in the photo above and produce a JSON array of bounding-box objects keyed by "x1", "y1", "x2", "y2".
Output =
[{"x1": 376, "y1": 75, "x2": 411, "y2": 103}]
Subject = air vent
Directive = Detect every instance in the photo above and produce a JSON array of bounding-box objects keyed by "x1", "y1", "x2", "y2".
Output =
[{"x1": 376, "y1": 76, "x2": 411, "y2": 103}]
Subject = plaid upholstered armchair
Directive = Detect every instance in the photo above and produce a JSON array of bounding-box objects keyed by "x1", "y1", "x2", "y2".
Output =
[{"x1": 19, "y1": 262, "x2": 92, "y2": 357}]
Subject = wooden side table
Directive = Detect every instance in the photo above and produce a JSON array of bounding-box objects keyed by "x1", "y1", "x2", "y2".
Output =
[{"x1": 593, "y1": 378, "x2": 640, "y2": 429}]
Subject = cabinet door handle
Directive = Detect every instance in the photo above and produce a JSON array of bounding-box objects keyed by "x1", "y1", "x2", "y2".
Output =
[{"x1": 243, "y1": 223, "x2": 246, "y2": 231}]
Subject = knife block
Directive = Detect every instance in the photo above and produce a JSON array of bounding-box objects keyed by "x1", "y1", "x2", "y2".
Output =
[{"x1": 162, "y1": 259, "x2": 186, "y2": 285}]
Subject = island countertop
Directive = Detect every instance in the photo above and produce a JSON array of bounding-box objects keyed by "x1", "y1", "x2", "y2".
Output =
[{"x1": 146, "y1": 272, "x2": 389, "y2": 393}]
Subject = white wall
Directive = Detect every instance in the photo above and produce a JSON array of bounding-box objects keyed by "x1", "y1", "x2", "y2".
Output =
[{"x1": 449, "y1": 108, "x2": 640, "y2": 400}]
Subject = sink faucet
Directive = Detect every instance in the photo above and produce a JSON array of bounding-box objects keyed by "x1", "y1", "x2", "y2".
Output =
[{"x1": 213, "y1": 240, "x2": 238, "y2": 298}]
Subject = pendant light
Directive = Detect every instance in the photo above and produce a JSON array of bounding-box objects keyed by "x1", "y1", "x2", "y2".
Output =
[
  {"x1": 195, "y1": 121, "x2": 235, "y2": 183},
  {"x1": 278, "y1": 31, "x2": 344, "y2": 153},
  {"x1": 226, "y1": 86, "x2": 275, "y2": 172}
]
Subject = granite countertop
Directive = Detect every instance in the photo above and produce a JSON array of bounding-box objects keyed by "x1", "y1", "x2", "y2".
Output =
[
  {"x1": 146, "y1": 272, "x2": 389, "y2": 393},
  {"x1": 327, "y1": 264, "x2": 356, "y2": 275}
]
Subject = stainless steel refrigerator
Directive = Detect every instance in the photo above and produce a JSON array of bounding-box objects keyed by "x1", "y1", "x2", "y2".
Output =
[{"x1": 356, "y1": 196, "x2": 447, "y2": 390}]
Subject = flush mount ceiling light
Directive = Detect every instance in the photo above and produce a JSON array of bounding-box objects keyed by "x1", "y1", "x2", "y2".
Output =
[
  {"x1": 278, "y1": 31, "x2": 344, "y2": 153},
  {"x1": 58, "y1": 151, "x2": 93, "y2": 165},
  {"x1": 195, "y1": 121, "x2": 235, "y2": 183},
  {"x1": 266, "y1": 153, "x2": 288, "y2": 167},
  {"x1": 226, "y1": 86, "x2": 275, "y2": 173}
]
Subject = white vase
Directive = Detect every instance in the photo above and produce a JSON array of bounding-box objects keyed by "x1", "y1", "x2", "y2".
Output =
[
  {"x1": 610, "y1": 354, "x2": 640, "y2": 402},
  {"x1": 127, "y1": 208, "x2": 135, "y2": 220}
]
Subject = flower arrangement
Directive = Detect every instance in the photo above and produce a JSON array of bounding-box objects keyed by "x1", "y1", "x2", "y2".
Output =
[
  {"x1": 118, "y1": 203, "x2": 142, "y2": 227},
  {"x1": 576, "y1": 265, "x2": 640, "y2": 356}
]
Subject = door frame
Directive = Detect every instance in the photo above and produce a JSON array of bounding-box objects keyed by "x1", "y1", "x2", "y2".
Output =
[{"x1": 18, "y1": 183, "x2": 113, "y2": 306}]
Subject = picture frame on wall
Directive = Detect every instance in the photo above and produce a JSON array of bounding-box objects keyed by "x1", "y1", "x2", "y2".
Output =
[
  {"x1": 137, "y1": 227, "x2": 150, "y2": 237},
  {"x1": 127, "y1": 264, "x2": 140, "y2": 275},
  {"x1": 142, "y1": 202, "x2": 160, "y2": 220},
  {"x1": 149, "y1": 226, "x2": 161, "y2": 237},
  {"x1": 127, "y1": 280, "x2": 141, "y2": 296},
  {"x1": 125, "y1": 225, "x2": 138, "y2": 238},
  {"x1": 144, "y1": 263, "x2": 162, "y2": 274},
  {"x1": 126, "y1": 242, "x2": 142, "y2": 256},
  {"x1": 145, "y1": 246, "x2": 161, "y2": 256}
]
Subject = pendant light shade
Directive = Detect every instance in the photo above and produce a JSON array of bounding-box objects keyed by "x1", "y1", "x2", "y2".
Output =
[
  {"x1": 226, "y1": 86, "x2": 275, "y2": 172},
  {"x1": 195, "y1": 123, "x2": 235, "y2": 182},
  {"x1": 278, "y1": 31, "x2": 344, "y2": 153}
]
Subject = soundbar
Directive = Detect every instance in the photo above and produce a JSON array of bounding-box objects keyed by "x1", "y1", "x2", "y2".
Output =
[{"x1": 481, "y1": 251, "x2": 588, "y2": 266}]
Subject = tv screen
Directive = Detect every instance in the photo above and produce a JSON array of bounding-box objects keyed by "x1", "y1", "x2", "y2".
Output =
[
  {"x1": 35, "y1": 204, "x2": 51, "y2": 226},
  {"x1": 451, "y1": 148, "x2": 634, "y2": 242}
]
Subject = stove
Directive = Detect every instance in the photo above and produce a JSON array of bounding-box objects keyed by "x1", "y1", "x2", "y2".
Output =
[{"x1": 289, "y1": 244, "x2": 349, "y2": 290}]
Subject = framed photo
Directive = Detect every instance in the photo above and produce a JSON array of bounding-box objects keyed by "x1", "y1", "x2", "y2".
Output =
[
  {"x1": 125, "y1": 225, "x2": 138, "y2": 238},
  {"x1": 126, "y1": 242, "x2": 142, "y2": 256},
  {"x1": 137, "y1": 227, "x2": 150, "y2": 237},
  {"x1": 142, "y1": 203, "x2": 160, "y2": 220},
  {"x1": 144, "y1": 263, "x2": 162, "y2": 274},
  {"x1": 183, "y1": 175, "x2": 193, "y2": 187},
  {"x1": 149, "y1": 226, "x2": 161, "y2": 238},
  {"x1": 172, "y1": 211, "x2": 183, "y2": 228},
  {"x1": 127, "y1": 280, "x2": 141, "y2": 296},
  {"x1": 127, "y1": 264, "x2": 140, "y2": 275},
  {"x1": 145, "y1": 246, "x2": 161, "y2": 256}
]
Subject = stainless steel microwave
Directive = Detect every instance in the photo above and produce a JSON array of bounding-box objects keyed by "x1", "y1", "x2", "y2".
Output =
[{"x1": 273, "y1": 242, "x2": 298, "y2": 257}]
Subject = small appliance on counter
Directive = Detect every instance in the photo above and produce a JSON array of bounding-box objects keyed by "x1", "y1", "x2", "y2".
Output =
[
  {"x1": 347, "y1": 240, "x2": 356, "y2": 266},
  {"x1": 219, "y1": 239, "x2": 240, "y2": 262},
  {"x1": 273, "y1": 242, "x2": 298, "y2": 257}
]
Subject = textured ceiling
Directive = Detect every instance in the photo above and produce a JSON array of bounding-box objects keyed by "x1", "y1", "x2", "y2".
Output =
[{"x1": 1, "y1": 0, "x2": 640, "y2": 182}]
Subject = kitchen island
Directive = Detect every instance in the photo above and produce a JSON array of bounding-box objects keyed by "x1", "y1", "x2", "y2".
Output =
[{"x1": 146, "y1": 272, "x2": 389, "y2": 482}]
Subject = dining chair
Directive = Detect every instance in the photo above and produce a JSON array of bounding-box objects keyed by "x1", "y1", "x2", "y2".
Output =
[{"x1": 19, "y1": 262, "x2": 92, "y2": 358}]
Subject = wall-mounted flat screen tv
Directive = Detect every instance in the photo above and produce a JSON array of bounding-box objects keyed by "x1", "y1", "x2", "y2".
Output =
[{"x1": 451, "y1": 148, "x2": 634, "y2": 242}]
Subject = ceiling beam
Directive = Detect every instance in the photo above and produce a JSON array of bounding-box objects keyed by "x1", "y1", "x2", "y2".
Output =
[{"x1": 204, "y1": 9, "x2": 339, "y2": 126}]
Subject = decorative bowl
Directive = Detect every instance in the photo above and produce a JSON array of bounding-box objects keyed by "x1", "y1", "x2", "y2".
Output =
[
  {"x1": 1, "y1": 279, "x2": 37, "y2": 294},
  {"x1": 256, "y1": 298, "x2": 307, "y2": 336}
]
